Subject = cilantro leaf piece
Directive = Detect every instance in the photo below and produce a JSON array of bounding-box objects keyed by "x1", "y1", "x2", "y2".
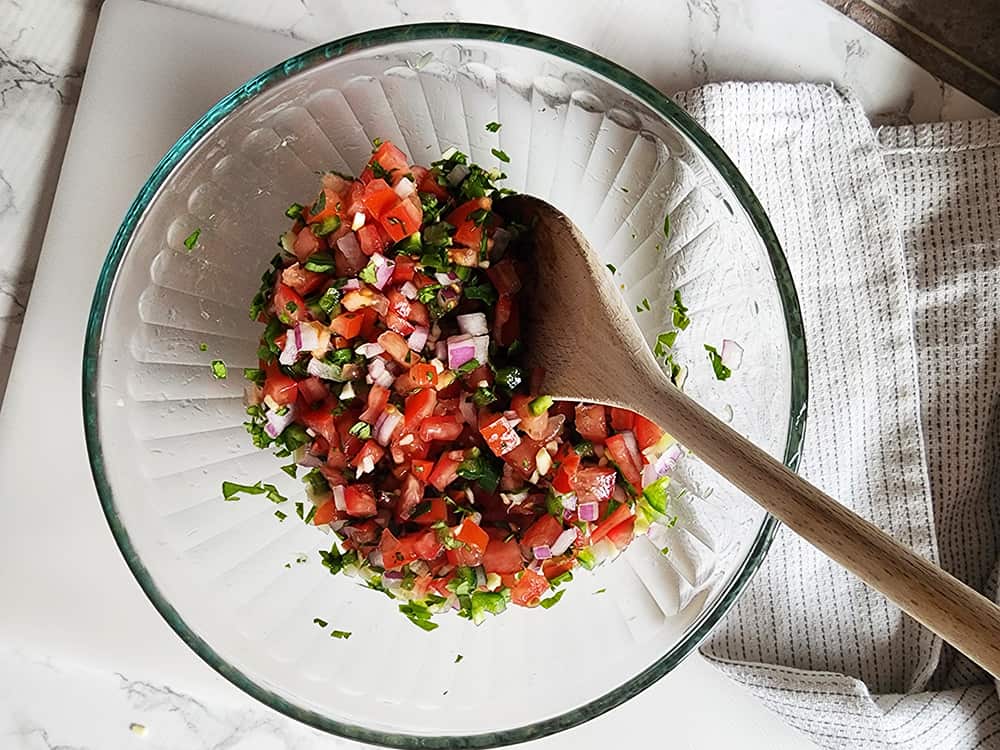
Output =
[
  {"x1": 704, "y1": 344, "x2": 732, "y2": 381},
  {"x1": 539, "y1": 590, "x2": 565, "y2": 609},
  {"x1": 210, "y1": 360, "x2": 228, "y2": 379},
  {"x1": 331, "y1": 630, "x2": 352, "y2": 639},
  {"x1": 671, "y1": 290, "x2": 690, "y2": 330},
  {"x1": 491, "y1": 148, "x2": 510, "y2": 163},
  {"x1": 313, "y1": 618, "x2": 328, "y2": 628},
  {"x1": 485, "y1": 121, "x2": 502, "y2": 132},
  {"x1": 183, "y1": 228, "x2": 200, "y2": 250}
]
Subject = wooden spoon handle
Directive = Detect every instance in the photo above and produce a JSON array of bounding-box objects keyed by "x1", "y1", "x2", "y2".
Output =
[{"x1": 633, "y1": 376, "x2": 1000, "y2": 677}]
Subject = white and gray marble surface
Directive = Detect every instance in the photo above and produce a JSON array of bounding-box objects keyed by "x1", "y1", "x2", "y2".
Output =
[{"x1": 0, "y1": 0, "x2": 994, "y2": 747}]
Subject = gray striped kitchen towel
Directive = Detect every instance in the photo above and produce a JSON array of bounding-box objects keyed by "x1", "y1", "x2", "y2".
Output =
[{"x1": 673, "y1": 82, "x2": 1000, "y2": 749}]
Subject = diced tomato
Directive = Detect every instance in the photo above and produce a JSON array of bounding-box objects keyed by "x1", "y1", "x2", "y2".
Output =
[
  {"x1": 312, "y1": 500, "x2": 338, "y2": 526},
  {"x1": 480, "y1": 415, "x2": 521, "y2": 456},
  {"x1": 343, "y1": 519, "x2": 379, "y2": 546},
  {"x1": 509, "y1": 568, "x2": 549, "y2": 607},
  {"x1": 299, "y1": 400, "x2": 337, "y2": 444},
  {"x1": 502, "y1": 437, "x2": 542, "y2": 479},
  {"x1": 446, "y1": 545, "x2": 484, "y2": 567},
  {"x1": 343, "y1": 484, "x2": 377, "y2": 517},
  {"x1": 604, "y1": 433, "x2": 643, "y2": 489},
  {"x1": 482, "y1": 538, "x2": 524, "y2": 574},
  {"x1": 419, "y1": 416, "x2": 463, "y2": 442},
  {"x1": 552, "y1": 452, "x2": 580, "y2": 494},
  {"x1": 447, "y1": 197, "x2": 491, "y2": 248},
  {"x1": 591, "y1": 504, "x2": 634, "y2": 543},
  {"x1": 377, "y1": 330, "x2": 413, "y2": 366},
  {"x1": 391, "y1": 255, "x2": 417, "y2": 283},
  {"x1": 292, "y1": 226, "x2": 320, "y2": 262},
  {"x1": 574, "y1": 403, "x2": 607, "y2": 443},
  {"x1": 492, "y1": 294, "x2": 519, "y2": 346},
  {"x1": 331, "y1": 311, "x2": 364, "y2": 339},
  {"x1": 633, "y1": 414, "x2": 665, "y2": 451},
  {"x1": 360, "y1": 384, "x2": 390, "y2": 424},
  {"x1": 404, "y1": 530, "x2": 444, "y2": 561},
  {"x1": 454, "y1": 518, "x2": 490, "y2": 555},
  {"x1": 263, "y1": 363, "x2": 298, "y2": 406},
  {"x1": 297, "y1": 376, "x2": 328, "y2": 405},
  {"x1": 412, "y1": 165, "x2": 450, "y2": 199},
  {"x1": 361, "y1": 179, "x2": 398, "y2": 217},
  {"x1": 428, "y1": 450, "x2": 463, "y2": 492},
  {"x1": 605, "y1": 516, "x2": 636, "y2": 548},
  {"x1": 397, "y1": 473, "x2": 424, "y2": 520},
  {"x1": 351, "y1": 439, "x2": 385, "y2": 470},
  {"x1": 542, "y1": 556, "x2": 576, "y2": 580},
  {"x1": 404, "y1": 387, "x2": 437, "y2": 430},
  {"x1": 486, "y1": 257, "x2": 522, "y2": 295},
  {"x1": 409, "y1": 362, "x2": 438, "y2": 388},
  {"x1": 380, "y1": 529, "x2": 415, "y2": 570},
  {"x1": 369, "y1": 141, "x2": 411, "y2": 182},
  {"x1": 304, "y1": 186, "x2": 341, "y2": 224},
  {"x1": 410, "y1": 459, "x2": 434, "y2": 481},
  {"x1": 385, "y1": 310, "x2": 415, "y2": 335},
  {"x1": 609, "y1": 407, "x2": 635, "y2": 432},
  {"x1": 281, "y1": 263, "x2": 326, "y2": 296},
  {"x1": 380, "y1": 199, "x2": 422, "y2": 242},
  {"x1": 412, "y1": 496, "x2": 448, "y2": 525},
  {"x1": 571, "y1": 466, "x2": 617, "y2": 504},
  {"x1": 356, "y1": 223, "x2": 388, "y2": 256},
  {"x1": 274, "y1": 283, "x2": 308, "y2": 324},
  {"x1": 521, "y1": 514, "x2": 564, "y2": 551}
]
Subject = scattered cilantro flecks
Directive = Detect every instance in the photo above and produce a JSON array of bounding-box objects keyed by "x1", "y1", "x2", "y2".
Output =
[
  {"x1": 593, "y1": 588, "x2": 607, "y2": 595},
  {"x1": 331, "y1": 630, "x2": 352, "y2": 639},
  {"x1": 274, "y1": 510, "x2": 287, "y2": 521},
  {"x1": 654, "y1": 330, "x2": 678, "y2": 359},
  {"x1": 606, "y1": 263, "x2": 617, "y2": 274},
  {"x1": 671, "y1": 289, "x2": 690, "y2": 330},
  {"x1": 660, "y1": 546, "x2": 670, "y2": 555},
  {"x1": 455, "y1": 653, "x2": 464, "y2": 663},
  {"x1": 183, "y1": 228, "x2": 200, "y2": 250},
  {"x1": 539, "y1": 590, "x2": 565, "y2": 609},
  {"x1": 281, "y1": 463, "x2": 298, "y2": 478},
  {"x1": 485, "y1": 121, "x2": 502, "y2": 132},
  {"x1": 704, "y1": 344, "x2": 732, "y2": 380},
  {"x1": 399, "y1": 602, "x2": 439, "y2": 631},
  {"x1": 663, "y1": 213, "x2": 671, "y2": 239},
  {"x1": 221, "y1": 480, "x2": 288, "y2": 504},
  {"x1": 349, "y1": 421, "x2": 372, "y2": 440},
  {"x1": 210, "y1": 359, "x2": 227, "y2": 379},
  {"x1": 490, "y1": 147, "x2": 510, "y2": 163},
  {"x1": 455, "y1": 358, "x2": 480, "y2": 375},
  {"x1": 285, "y1": 202, "x2": 304, "y2": 220},
  {"x1": 199, "y1": 342, "x2": 208, "y2": 352},
  {"x1": 313, "y1": 618, "x2": 328, "y2": 628}
]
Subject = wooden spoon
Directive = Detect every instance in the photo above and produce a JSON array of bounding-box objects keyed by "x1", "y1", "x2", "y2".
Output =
[{"x1": 500, "y1": 194, "x2": 1000, "y2": 677}]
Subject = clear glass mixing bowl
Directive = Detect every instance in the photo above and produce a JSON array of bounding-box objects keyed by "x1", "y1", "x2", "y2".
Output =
[{"x1": 83, "y1": 24, "x2": 807, "y2": 748}]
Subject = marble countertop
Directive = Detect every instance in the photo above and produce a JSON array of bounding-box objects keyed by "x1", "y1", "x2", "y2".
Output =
[{"x1": 0, "y1": 0, "x2": 994, "y2": 747}]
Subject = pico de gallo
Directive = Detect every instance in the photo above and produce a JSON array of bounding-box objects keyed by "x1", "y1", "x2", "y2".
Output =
[{"x1": 233, "y1": 137, "x2": 684, "y2": 629}]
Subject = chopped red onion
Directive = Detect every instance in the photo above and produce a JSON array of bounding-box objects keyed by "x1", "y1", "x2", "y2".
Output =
[
  {"x1": 296, "y1": 323, "x2": 321, "y2": 352},
  {"x1": 407, "y1": 325, "x2": 429, "y2": 352},
  {"x1": 374, "y1": 370, "x2": 394, "y2": 389},
  {"x1": 532, "y1": 545, "x2": 552, "y2": 560},
  {"x1": 341, "y1": 277, "x2": 361, "y2": 292},
  {"x1": 383, "y1": 570, "x2": 404, "y2": 581},
  {"x1": 437, "y1": 286, "x2": 460, "y2": 309},
  {"x1": 446, "y1": 164, "x2": 469, "y2": 186},
  {"x1": 393, "y1": 176, "x2": 416, "y2": 198},
  {"x1": 561, "y1": 493, "x2": 578, "y2": 511},
  {"x1": 456, "y1": 312, "x2": 488, "y2": 336},
  {"x1": 458, "y1": 397, "x2": 477, "y2": 426},
  {"x1": 298, "y1": 452, "x2": 323, "y2": 468},
  {"x1": 435, "y1": 271, "x2": 459, "y2": 286},
  {"x1": 435, "y1": 341, "x2": 447, "y2": 361},
  {"x1": 563, "y1": 507, "x2": 575, "y2": 520},
  {"x1": 475, "y1": 566, "x2": 487, "y2": 588},
  {"x1": 400, "y1": 281, "x2": 418, "y2": 300},
  {"x1": 376, "y1": 409, "x2": 402, "y2": 446},
  {"x1": 472, "y1": 334, "x2": 490, "y2": 366},
  {"x1": 578, "y1": 501, "x2": 599, "y2": 522},
  {"x1": 721, "y1": 338, "x2": 744, "y2": 371},
  {"x1": 368, "y1": 358, "x2": 387, "y2": 379},
  {"x1": 356, "y1": 342, "x2": 385, "y2": 359},
  {"x1": 622, "y1": 430, "x2": 640, "y2": 459},
  {"x1": 332, "y1": 484, "x2": 346, "y2": 511},
  {"x1": 337, "y1": 233, "x2": 364, "y2": 269},
  {"x1": 371, "y1": 253, "x2": 395, "y2": 290},
  {"x1": 307, "y1": 357, "x2": 340, "y2": 380},
  {"x1": 279, "y1": 333, "x2": 299, "y2": 365},
  {"x1": 369, "y1": 549, "x2": 384, "y2": 568},
  {"x1": 265, "y1": 404, "x2": 296, "y2": 438},
  {"x1": 550, "y1": 528, "x2": 578, "y2": 556},
  {"x1": 447, "y1": 334, "x2": 476, "y2": 369},
  {"x1": 641, "y1": 463, "x2": 659, "y2": 489},
  {"x1": 527, "y1": 558, "x2": 544, "y2": 573}
]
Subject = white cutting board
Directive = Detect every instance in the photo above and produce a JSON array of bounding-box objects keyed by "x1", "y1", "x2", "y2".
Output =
[{"x1": 0, "y1": 1, "x2": 810, "y2": 745}]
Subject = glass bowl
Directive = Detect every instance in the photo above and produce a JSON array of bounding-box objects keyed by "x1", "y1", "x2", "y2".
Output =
[{"x1": 83, "y1": 23, "x2": 806, "y2": 749}]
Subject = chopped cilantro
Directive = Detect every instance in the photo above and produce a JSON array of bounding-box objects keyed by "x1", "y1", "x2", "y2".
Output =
[
  {"x1": 491, "y1": 148, "x2": 510, "y2": 163},
  {"x1": 221, "y1": 480, "x2": 287, "y2": 504},
  {"x1": 319, "y1": 544, "x2": 343, "y2": 574},
  {"x1": 492, "y1": 365, "x2": 522, "y2": 393},
  {"x1": 455, "y1": 358, "x2": 480, "y2": 375},
  {"x1": 485, "y1": 121, "x2": 502, "y2": 132},
  {"x1": 472, "y1": 386, "x2": 497, "y2": 408},
  {"x1": 199, "y1": 342, "x2": 208, "y2": 352},
  {"x1": 280, "y1": 463, "x2": 298, "y2": 478},
  {"x1": 456, "y1": 448, "x2": 500, "y2": 492},
  {"x1": 274, "y1": 510, "x2": 287, "y2": 521},
  {"x1": 304, "y1": 250, "x2": 336, "y2": 272},
  {"x1": 606, "y1": 263, "x2": 617, "y2": 273},
  {"x1": 285, "y1": 202, "x2": 305, "y2": 219},
  {"x1": 704, "y1": 344, "x2": 732, "y2": 380},
  {"x1": 331, "y1": 630, "x2": 352, "y2": 639},
  {"x1": 183, "y1": 228, "x2": 200, "y2": 250},
  {"x1": 463, "y1": 281, "x2": 498, "y2": 305},
  {"x1": 370, "y1": 159, "x2": 394, "y2": 180},
  {"x1": 244, "y1": 368, "x2": 266, "y2": 387},
  {"x1": 310, "y1": 189, "x2": 326, "y2": 216},
  {"x1": 641, "y1": 297, "x2": 651, "y2": 311},
  {"x1": 210, "y1": 360, "x2": 228, "y2": 379},
  {"x1": 654, "y1": 330, "x2": 678, "y2": 359},
  {"x1": 455, "y1": 653, "x2": 464, "y2": 663},
  {"x1": 249, "y1": 255, "x2": 282, "y2": 321},
  {"x1": 663, "y1": 212, "x2": 671, "y2": 239},
  {"x1": 593, "y1": 588, "x2": 606, "y2": 595},
  {"x1": 660, "y1": 546, "x2": 670, "y2": 555},
  {"x1": 359, "y1": 259, "x2": 378, "y2": 285},
  {"x1": 671, "y1": 290, "x2": 690, "y2": 330},
  {"x1": 313, "y1": 617, "x2": 328, "y2": 628},
  {"x1": 549, "y1": 570, "x2": 574, "y2": 588},
  {"x1": 399, "y1": 602, "x2": 439, "y2": 631}
]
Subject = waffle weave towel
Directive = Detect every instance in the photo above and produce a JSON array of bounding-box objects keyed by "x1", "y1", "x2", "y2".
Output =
[{"x1": 674, "y1": 82, "x2": 1000, "y2": 750}]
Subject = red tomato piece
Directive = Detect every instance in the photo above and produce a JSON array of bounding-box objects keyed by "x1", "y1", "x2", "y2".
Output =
[
  {"x1": 343, "y1": 484, "x2": 377, "y2": 517},
  {"x1": 351, "y1": 439, "x2": 385, "y2": 470},
  {"x1": 605, "y1": 516, "x2": 636, "y2": 548},
  {"x1": 385, "y1": 310, "x2": 415, "y2": 336},
  {"x1": 412, "y1": 497, "x2": 448, "y2": 525},
  {"x1": 297, "y1": 376, "x2": 328, "y2": 406},
  {"x1": 428, "y1": 450, "x2": 463, "y2": 492},
  {"x1": 542, "y1": 556, "x2": 576, "y2": 580},
  {"x1": 361, "y1": 179, "x2": 398, "y2": 217},
  {"x1": 412, "y1": 165, "x2": 450, "y2": 199},
  {"x1": 263, "y1": 363, "x2": 298, "y2": 406},
  {"x1": 274, "y1": 283, "x2": 308, "y2": 324},
  {"x1": 356, "y1": 223, "x2": 387, "y2": 256},
  {"x1": 510, "y1": 568, "x2": 549, "y2": 607},
  {"x1": 391, "y1": 254, "x2": 417, "y2": 282},
  {"x1": 590, "y1": 504, "x2": 634, "y2": 543},
  {"x1": 633, "y1": 414, "x2": 665, "y2": 451},
  {"x1": 331, "y1": 311, "x2": 364, "y2": 339},
  {"x1": 604, "y1": 433, "x2": 643, "y2": 489},
  {"x1": 419, "y1": 416, "x2": 463, "y2": 442},
  {"x1": 609, "y1": 407, "x2": 635, "y2": 432},
  {"x1": 446, "y1": 197, "x2": 492, "y2": 248},
  {"x1": 404, "y1": 388, "x2": 437, "y2": 431},
  {"x1": 360, "y1": 384, "x2": 390, "y2": 423},
  {"x1": 480, "y1": 415, "x2": 521, "y2": 456},
  {"x1": 571, "y1": 466, "x2": 617, "y2": 505},
  {"x1": 485, "y1": 257, "x2": 522, "y2": 295},
  {"x1": 492, "y1": 294, "x2": 519, "y2": 346},
  {"x1": 454, "y1": 518, "x2": 490, "y2": 555},
  {"x1": 280, "y1": 263, "x2": 326, "y2": 296},
  {"x1": 380, "y1": 199, "x2": 422, "y2": 242},
  {"x1": 312, "y1": 500, "x2": 338, "y2": 526},
  {"x1": 409, "y1": 362, "x2": 438, "y2": 388},
  {"x1": 574, "y1": 403, "x2": 607, "y2": 443},
  {"x1": 369, "y1": 141, "x2": 411, "y2": 182},
  {"x1": 446, "y1": 545, "x2": 484, "y2": 567},
  {"x1": 410, "y1": 459, "x2": 434, "y2": 482},
  {"x1": 551, "y1": 452, "x2": 580, "y2": 494},
  {"x1": 521, "y1": 514, "x2": 564, "y2": 551},
  {"x1": 482, "y1": 538, "x2": 524, "y2": 574},
  {"x1": 377, "y1": 330, "x2": 413, "y2": 366},
  {"x1": 292, "y1": 226, "x2": 320, "y2": 262},
  {"x1": 502, "y1": 437, "x2": 542, "y2": 479}
]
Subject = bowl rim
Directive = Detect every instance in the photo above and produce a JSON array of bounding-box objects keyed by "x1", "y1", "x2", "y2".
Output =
[{"x1": 83, "y1": 22, "x2": 808, "y2": 749}]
